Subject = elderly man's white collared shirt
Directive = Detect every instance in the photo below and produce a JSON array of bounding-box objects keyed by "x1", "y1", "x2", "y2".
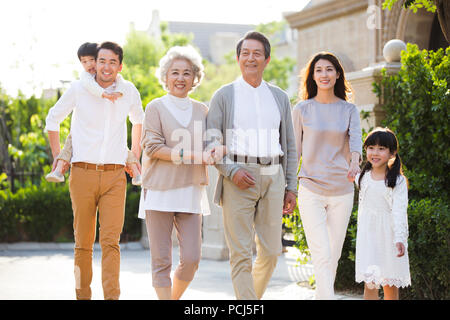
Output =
[
  {"x1": 45, "y1": 79, "x2": 144, "y2": 165},
  {"x1": 230, "y1": 76, "x2": 283, "y2": 157}
]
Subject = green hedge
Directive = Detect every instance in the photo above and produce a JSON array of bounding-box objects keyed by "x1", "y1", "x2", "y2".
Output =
[
  {"x1": 402, "y1": 198, "x2": 450, "y2": 299},
  {"x1": 0, "y1": 178, "x2": 142, "y2": 243}
]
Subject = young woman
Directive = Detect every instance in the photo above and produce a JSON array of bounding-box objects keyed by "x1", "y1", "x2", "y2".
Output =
[{"x1": 292, "y1": 52, "x2": 362, "y2": 299}]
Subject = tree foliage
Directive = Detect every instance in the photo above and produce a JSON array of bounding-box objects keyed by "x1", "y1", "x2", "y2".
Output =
[
  {"x1": 121, "y1": 26, "x2": 190, "y2": 107},
  {"x1": 374, "y1": 43, "x2": 449, "y2": 199},
  {"x1": 382, "y1": 0, "x2": 436, "y2": 12},
  {"x1": 256, "y1": 21, "x2": 296, "y2": 91},
  {"x1": 0, "y1": 86, "x2": 70, "y2": 189}
]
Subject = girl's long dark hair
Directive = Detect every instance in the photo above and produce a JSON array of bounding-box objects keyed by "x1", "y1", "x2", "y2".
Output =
[
  {"x1": 300, "y1": 52, "x2": 353, "y2": 101},
  {"x1": 358, "y1": 127, "x2": 406, "y2": 188}
]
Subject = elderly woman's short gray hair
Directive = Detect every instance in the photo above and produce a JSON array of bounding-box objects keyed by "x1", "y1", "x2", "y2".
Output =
[{"x1": 156, "y1": 45, "x2": 205, "y2": 91}]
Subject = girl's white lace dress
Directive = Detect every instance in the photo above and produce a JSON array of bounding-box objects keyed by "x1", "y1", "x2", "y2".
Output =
[{"x1": 355, "y1": 171, "x2": 411, "y2": 289}]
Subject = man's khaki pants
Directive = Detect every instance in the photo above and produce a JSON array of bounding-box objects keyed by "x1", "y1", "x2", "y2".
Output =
[
  {"x1": 222, "y1": 164, "x2": 285, "y2": 300},
  {"x1": 69, "y1": 165, "x2": 127, "y2": 300}
]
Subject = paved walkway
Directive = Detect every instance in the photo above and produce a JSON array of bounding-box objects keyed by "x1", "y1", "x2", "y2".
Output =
[{"x1": 0, "y1": 242, "x2": 362, "y2": 300}]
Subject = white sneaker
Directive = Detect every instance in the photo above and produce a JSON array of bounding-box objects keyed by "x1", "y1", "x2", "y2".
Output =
[
  {"x1": 45, "y1": 170, "x2": 65, "y2": 183},
  {"x1": 132, "y1": 174, "x2": 142, "y2": 186}
]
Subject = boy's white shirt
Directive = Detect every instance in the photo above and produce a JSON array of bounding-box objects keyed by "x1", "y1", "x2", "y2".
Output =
[{"x1": 80, "y1": 71, "x2": 126, "y2": 97}]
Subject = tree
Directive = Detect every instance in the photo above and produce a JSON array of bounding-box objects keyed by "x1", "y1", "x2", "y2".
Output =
[
  {"x1": 121, "y1": 24, "x2": 194, "y2": 107},
  {"x1": 383, "y1": 0, "x2": 450, "y2": 44},
  {"x1": 0, "y1": 85, "x2": 70, "y2": 190},
  {"x1": 256, "y1": 21, "x2": 296, "y2": 91}
]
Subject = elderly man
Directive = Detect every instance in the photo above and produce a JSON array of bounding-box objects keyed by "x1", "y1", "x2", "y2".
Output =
[
  {"x1": 206, "y1": 31, "x2": 298, "y2": 300},
  {"x1": 45, "y1": 41, "x2": 144, "y2": 300}
]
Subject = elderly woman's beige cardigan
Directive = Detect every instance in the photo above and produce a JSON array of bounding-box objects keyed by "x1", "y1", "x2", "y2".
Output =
[{"x1": 140, "y1": 96, "x2": 208, "y2": 191}]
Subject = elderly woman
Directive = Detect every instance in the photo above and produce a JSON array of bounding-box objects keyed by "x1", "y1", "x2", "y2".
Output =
[
  {"x1": 138, "y1": 45, "x2": 224, "y2": 300},
  {"x1": 292, "y1": 52, "x2": 362, "y2": 300}
]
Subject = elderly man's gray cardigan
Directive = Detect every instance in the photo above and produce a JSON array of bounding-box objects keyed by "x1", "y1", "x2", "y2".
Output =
[{"x1": 206, "y1": 82, "x2": 298, "y2": 206}]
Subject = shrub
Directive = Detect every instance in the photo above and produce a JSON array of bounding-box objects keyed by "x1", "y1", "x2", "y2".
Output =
[
  {"x1": 0, "y1": 178, "x2": 142, "y2": 243},
  {"x1": 373, "y1": 43, "x2": 449, "y2": 200},
  {"x1": 402, "y1": 198, "x2": 450, "y2": 299}
]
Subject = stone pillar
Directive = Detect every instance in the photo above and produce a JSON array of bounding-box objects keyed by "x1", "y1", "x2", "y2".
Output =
[
  {"x1": 346, "y1": 39, "x2": 406, "y2": 131},
  {"x1": 201, "y1": 166, "x2": 229, "y2": 260}
]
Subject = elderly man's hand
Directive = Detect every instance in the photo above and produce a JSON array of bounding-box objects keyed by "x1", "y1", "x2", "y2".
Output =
[
  {"x1": 283, "y1": 191, "x2": 297, "y2": 215},
  {"x1": 232, "y1": 169, "x2": 256, "y2": 190}
]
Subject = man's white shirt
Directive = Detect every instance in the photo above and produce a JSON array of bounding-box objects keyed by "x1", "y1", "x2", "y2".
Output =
[
  {"x1": 230, "y1": 76, "x2": 283, "y2": 157},
  {"x1": 45, "y1": 79, "x2": 144, "y2": 165}
]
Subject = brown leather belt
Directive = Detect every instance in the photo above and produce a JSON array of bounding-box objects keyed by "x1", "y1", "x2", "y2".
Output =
[
  {"x1": 231, "y1": 154, "x2": 282, "y2": 165},
  {"x1": 72, "y1": 162, "x2": 124, "y2": 171}
]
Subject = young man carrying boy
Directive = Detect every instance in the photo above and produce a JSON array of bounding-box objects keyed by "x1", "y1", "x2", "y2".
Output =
[
  {"x1": 45, "y1": 41, "x2": 144, "y2": 300},
  {"x1": 46, "y1": 42, "x2": 141, "y2": 184}
]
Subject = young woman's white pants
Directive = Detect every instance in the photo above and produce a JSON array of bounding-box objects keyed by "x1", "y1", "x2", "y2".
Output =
[{"x1": 298, "y1": 184, "x2": 354, "y2": 300}]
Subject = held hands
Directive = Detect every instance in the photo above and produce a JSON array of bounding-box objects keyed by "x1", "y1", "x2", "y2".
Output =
[
  {"x1": 347, "y1": 152, "x2": 361, "y2": 182},
  {"x1": 347, "y1": 160, "x2": 361, "y2": 182},
  {"x1": 125, "y1": 161, "x2": 141, "y2": 178},
  {"x1": 188, "y1": 145, "x2": 227, "y2": 165},
  {"x1": 211, "y1": 145, "x2": 227, "y2": 163},
  {"x1": 396, "y1": 242, "x2": 406, "y2": 257}
]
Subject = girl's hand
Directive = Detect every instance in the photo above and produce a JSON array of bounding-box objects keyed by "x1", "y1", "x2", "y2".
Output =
[{"x1": 396, "y1": 242, "x2": 405, "y2": 257}]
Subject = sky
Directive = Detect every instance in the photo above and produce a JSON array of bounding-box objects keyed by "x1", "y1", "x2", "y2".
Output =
[{"x1": 0, "y1": 0, "x2": 309, "y2": 98}]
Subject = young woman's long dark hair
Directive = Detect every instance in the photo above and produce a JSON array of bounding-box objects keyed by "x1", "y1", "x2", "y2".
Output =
[
  {"x1": 300, "y1": 52, "x2": 352, "y2": 101},
  {"x1": 358, "y1": 127, "x2": 406, "y2": 188}
]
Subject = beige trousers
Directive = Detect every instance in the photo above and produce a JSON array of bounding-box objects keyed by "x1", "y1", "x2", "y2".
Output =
[
  {"x1": 145, "y1": 210, "x2": 202, "y2": 288},
  {"x1": 298, "y1": 184, "x2": 354, "y2": 300},
  {"x1": 69, "y1": 165, "x2": 127, "y2": 300},
  {"x1": 222, "y1": 164, "x2": 285, "y2": 300}
]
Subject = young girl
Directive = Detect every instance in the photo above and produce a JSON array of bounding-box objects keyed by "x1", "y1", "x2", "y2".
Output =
[{"x1": 355, "y1": 127, "x2": 411, "y2": 300}]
